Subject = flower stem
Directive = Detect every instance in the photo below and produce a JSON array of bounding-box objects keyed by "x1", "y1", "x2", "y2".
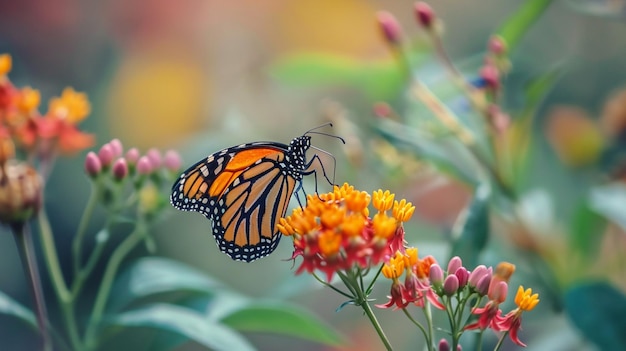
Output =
[
  {"x1": 72, "y1": 182, "x2": 100, "y2": 276},
  {"x1": 37, "y1": 211, "x2": 83, "y2": 350},
  {"x1": 494, "y1": 330, "x2": 509, "y2": 351},
  {"x1": 360, "y1": 298, "x2": 394, "y2": 351},
  {"x1": 84, "y1": 222, "x2": 145, "y2": 349},
  {"x1": 12, "y1": 222, "x2": 52, "y2": 351}
]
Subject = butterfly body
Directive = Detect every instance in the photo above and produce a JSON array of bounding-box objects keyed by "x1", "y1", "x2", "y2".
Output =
[{"x1": 171, "y1": 136, "x2": 312, "y2": 262}]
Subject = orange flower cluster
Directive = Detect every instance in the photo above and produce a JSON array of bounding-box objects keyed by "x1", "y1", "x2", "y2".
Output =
[
  {"x1": 278, "y1": 183, "x2": 415, "y2": 281},
  {"x1": 0, "y1": 54, "x2": 93, "y2": 163}
]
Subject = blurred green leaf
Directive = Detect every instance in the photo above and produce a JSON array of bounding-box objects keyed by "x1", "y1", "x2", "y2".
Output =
[
  {"x1": 589, "y1": 183, "x2": 626, "y2": 231},
  {"x1": 565, "y1": 281, "x2": 626, "y2": 350},
  {"x1": 450, "y1": 186, "x2": 490, "y2": 268},
  {"x1": 569, "y1": 204, "x2": 606, "y2": 260},
  {"x1": 108, "y1": 257, "x2": 225, "y2": 312},
  {"x1": 0, "y1": 290, "x2": 36, "y2": 328},
  {"x1": 219, "y1": 301, "x2": 344, "y2": 347},
  {"x1": 109, "y1": 303, "x2": 256, "y2": 351},
  {"x1": 375, "y1": 118, "x2": 482, "y2": 187},
  {"x1": 269, "y1": 52, "x2": 406, "y2": 100},
  {"x1": 498, "y1": 67, "x2": 562, "y2": 191},
  {"x1": 497, "y1": 0, "x2": 553, "y2": 52}
]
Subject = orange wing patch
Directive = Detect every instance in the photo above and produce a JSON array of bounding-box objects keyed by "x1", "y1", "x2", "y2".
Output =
[{"x1": 208, "y1": 148, "x2": 281, "y2": 197}]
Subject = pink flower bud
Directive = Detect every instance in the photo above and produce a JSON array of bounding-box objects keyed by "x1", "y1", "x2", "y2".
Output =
[
  {"x1": 414, "y1": 2, "x2": 435, "y2": 29},
  {"x1": 112, "y1": 158, "x2": 128, "y2": 180},
  {"x1": 373, "y1": 102, "x2": 392, "y2": 118},
  {"x1": 136, "y1": 156, "x2": 152, "y2": 175},
  {"x1": 163, "y1": 150, "x2": 182, "y2": 171},
  {"x1": 429, "y1": 263, "x2": 444, "y2": 287},
  {"x1": 98, "y1": 143, "x2": 114, "y2": 167},
  {"x1": 443, "y1": 274, "x2": 459, "y2": 296},
  {"x1": 438, "y1": 339, "x2": 450, "y2": 351},
  {"x1": 468, "y1": 265, "x2": 488, "y2": 287},
  {"x1": 84, "y1": 151, "x2": 101, "y2": 177},
  {"x1": 447, "y1": 256, "x2": 462, "y2": 275},
  {"x1": 125, "y1": 147, "x2": 140, "y2": 165},
  {"x1": 109, "y1": 138, "x2": 123, "y2": 158},
  {"x1": 146, "y1": 148, "x2": 162, "y2": 168},
  {"x1": 454, "y1": 267, "x2": 469, "y2": 288},
  {"x1": 480, "y1": 64, "x2": 500, "y2": 90},
  {"x1": 488, "y1": 35, "x2": 507, "y2": 55},
  {"x1": 377, "y1": 11, "x2": 402, "y2": 45},
  {"x1": 476, "y1": 274, "x2": 491, "y2": 296}
]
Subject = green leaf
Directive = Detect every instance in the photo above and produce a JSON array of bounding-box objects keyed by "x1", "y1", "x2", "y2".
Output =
[
  {"x1": 269, "y1": 52, "x2": 405, "y2": 100},
  {"x1": 219, "y1": 301, "x2": 344, "y2": 347},
  {"x1": 497, "y1": 0, "x2": 554, "y2": 52},
  {"x1": 0, "y1": 290, "x2": 37, "y2": 328},
  {"x1": 108, "y1": 303, "x2": 256, "y2": 351},
  {"x1": 450, "y1": 185, "x2": 490, "y2": 268},
  {"x1": 107, "y1": 257, "x2": 225, "y2": 312},
  {"x1": 375, "y1": 118, "x2": 482, "y2": 187},
  {"x1": 565, "y1": 281, "x2": 626, "y2": 350},
  {"x1": 569, "y1": 203, "x2": 606, "y2": 260}
]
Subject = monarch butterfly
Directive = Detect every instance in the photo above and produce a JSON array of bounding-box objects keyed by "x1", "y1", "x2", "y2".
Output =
[{"x1": 170, "y1": 125, "x2": 342, "y2": 262}]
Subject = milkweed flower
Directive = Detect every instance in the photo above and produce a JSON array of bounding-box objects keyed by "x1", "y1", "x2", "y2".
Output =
[
  {"x1": 278, "y1": 183, "x2": 415, "y2": 282},
  {"x1": 465, "y1": 262, "x2": 515, "y2": 331},
  {"x1": 498, "y1": 286, "x2": 540, "y2": 346}
]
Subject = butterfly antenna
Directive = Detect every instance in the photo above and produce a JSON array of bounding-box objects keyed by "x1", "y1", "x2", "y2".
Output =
[{"x1": 305, "y1": 123, "x2": 346, "y2": 145}]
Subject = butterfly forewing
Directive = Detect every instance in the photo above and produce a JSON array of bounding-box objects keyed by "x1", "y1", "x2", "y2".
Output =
[{"x1": 171, "y1": 138, "x2": 310, "y2": 262}]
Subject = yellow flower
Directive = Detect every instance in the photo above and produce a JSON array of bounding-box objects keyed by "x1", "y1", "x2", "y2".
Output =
[
  {"x1": 48, "y1": 87, "x2": 91, "y2": 123},
  {"x1": 373, "y1": 189, "x2": 394, "y2": 212},
  {"x1": 392, "y1": 199, "x2": 415, "y2": 222},
  {"x1": 18, "y1": 87, "x2": 41, "y2": 114},
  {"x1": 0, "y1": 54, "x2": 11, "y2": 76},
  {"x1": 514, "y1": 285, "x2": 539, "y2": 311}
]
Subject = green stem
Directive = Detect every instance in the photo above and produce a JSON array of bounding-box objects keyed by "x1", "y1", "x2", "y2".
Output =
[
  {"x1": 402, "y1": 309, "x2": 429, "y2": 344},
  {"x1": 311, "y1": 273, "x2": 353, "y2": 299},
  {"x1": 360, "y1": 298, "x2": 394, "y2": 351},
  {"x1": 84, "y1": 222, "x2": 145, "y2": 349},
  {"x1": 73, "y1": 182, "x2": 100, "y2": 276},
  {"x1": 365, "y1": 264, "x2": 384, "y2": 295},
  {"x1": 37, "y1": 211, "x2": 70, "y2": 301},
  {"x1": 494, "y1": 330, "x2": 509, "y2": 351},
  {"x1": 423, "y1": 302, "x2": 435, "y2": 351},
  {"x1": 37, "y1": 211, "x2": 83, "y2": 350},
  {"x1": 12, "y1": 223, "x2": 52, "y2": 351}
]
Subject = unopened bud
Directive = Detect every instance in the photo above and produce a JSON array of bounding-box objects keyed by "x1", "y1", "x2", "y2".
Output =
[
  {"x1": 84, "y1": 151, "x2": 102, "y2": 177},
  {"x1": 112, "y1": 158, "x2": 128, "y2": 181},
  {"x1": 163, "y1": 150, "x2": 182, "y2": 171},
  {"x1": 443, "y1": 274, "x2": 459, "y2": 296},
  {"x1": 136, "y1": 156, "x2": 152, "y2": 175},
  {"x1": 377, "y1": 11, "x2": 402, "y2": 45},
  {"x1": 98, "y1": 143, "x2": 114, "y2": 167},
  {"x1": 414, "y1": 2, "x2": 435, "y2": 29}
]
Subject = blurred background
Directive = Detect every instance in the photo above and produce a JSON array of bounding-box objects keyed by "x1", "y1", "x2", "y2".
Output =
[{"x1": 1, "y1": 0, "x2": 625, "y2": 350}]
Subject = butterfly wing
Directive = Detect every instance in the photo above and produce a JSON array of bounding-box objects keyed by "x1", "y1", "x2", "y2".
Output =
[{"x1": 171, "y1": 142, "x2": 297, "y2": 261}]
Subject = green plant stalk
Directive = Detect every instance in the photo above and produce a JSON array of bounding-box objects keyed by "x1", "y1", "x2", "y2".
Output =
[
  {"x1": 359, "y1": 296, "x2": 394, "y2": 351},
  {"x1": 338, "y1": 269, "x2": 393, "y2": 351},
  {"x1": 84, "y1": 221, "x2": 146, "y2": 349},
  {"x1": 72, "y1": 182, "x2": 100, "y2": 276},
  {"x1": 497, "y1": 0, "x2": 553, "y2": 52},
  {"x1": 494, "y1": 330, "x2": 509, "y2": 351},
  {"x1": 37, "y1": 211, "x2": 83, "y2": 350},
  {"x1": 12, "y1": 223, "x2": 52, "y2": 351},
  {"x1": 423, "y1": 302, "x2": 435, "y2": 351},
  {"x1": 402, "y1": 309, "x2": 430, "y2": 348}
]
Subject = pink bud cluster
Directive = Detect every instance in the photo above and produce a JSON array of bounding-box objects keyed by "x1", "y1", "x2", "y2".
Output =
[{"x1": 84, "y1": 139, "x2": 182, "y2": 180}]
